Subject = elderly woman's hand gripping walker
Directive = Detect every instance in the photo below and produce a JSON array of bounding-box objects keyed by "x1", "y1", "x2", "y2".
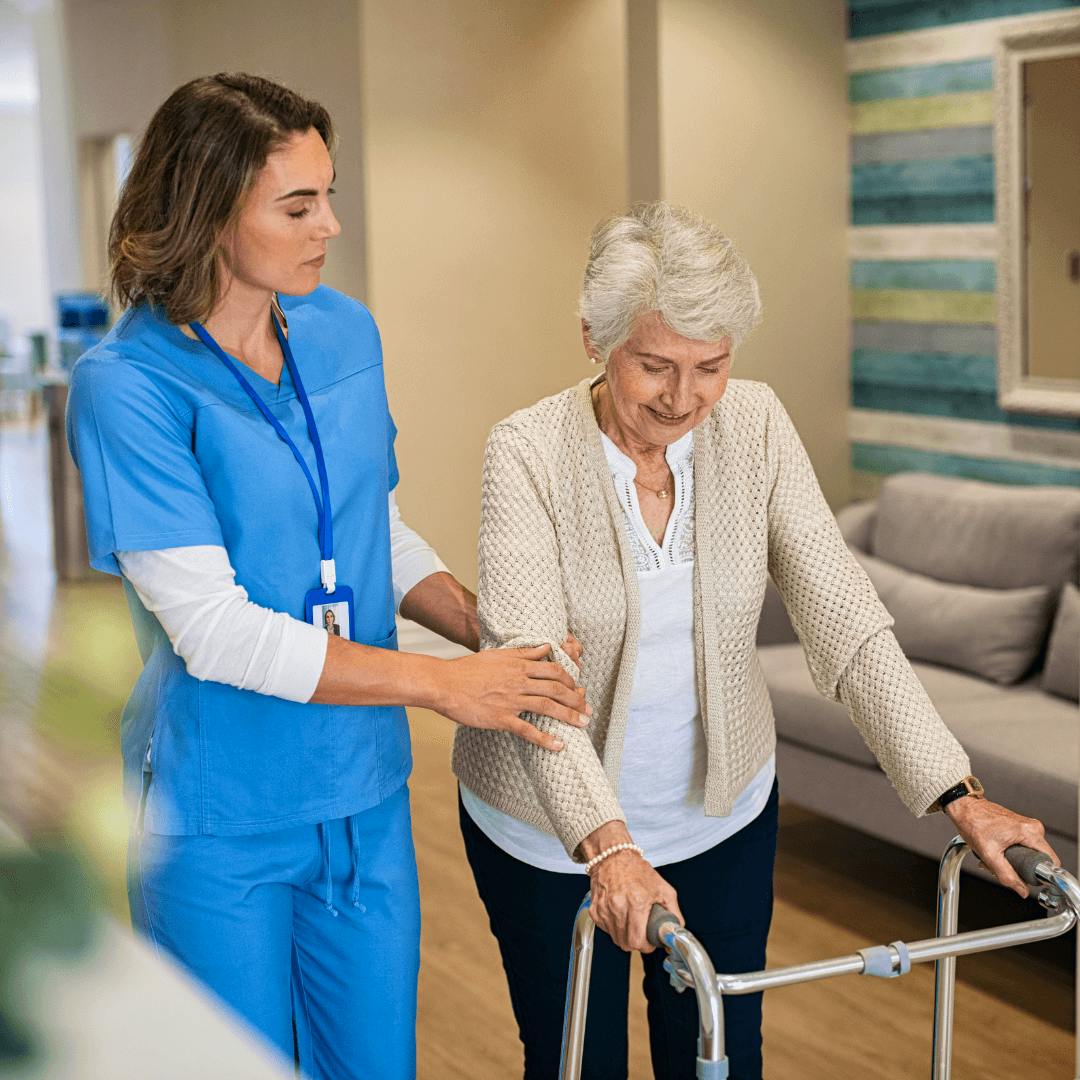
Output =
[{"x1": 452, "y1": 202, "x2": 1057, "y2": 1080}]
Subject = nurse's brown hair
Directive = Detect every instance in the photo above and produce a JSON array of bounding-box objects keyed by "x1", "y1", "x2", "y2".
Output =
[{"x1": 108, "y1": 72, "x2": 334, "y2": 326}]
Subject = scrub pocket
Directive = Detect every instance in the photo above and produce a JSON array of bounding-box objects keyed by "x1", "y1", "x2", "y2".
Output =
[
  {"x1": 331, "y1": 625, "x2": 412, "y2": 799},
  {"x1": 136, "y1": 735, "x2": 154, "y2": 831}
]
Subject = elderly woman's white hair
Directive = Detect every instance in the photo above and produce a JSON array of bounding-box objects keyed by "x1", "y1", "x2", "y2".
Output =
[{"x1": 579, "y1": 202, "x2": 762, "y2": 361}]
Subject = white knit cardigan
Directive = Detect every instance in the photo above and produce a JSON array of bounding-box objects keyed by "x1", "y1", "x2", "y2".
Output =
[{"x1": 451, "y1": 377, "x2": 971, "y2": 859}]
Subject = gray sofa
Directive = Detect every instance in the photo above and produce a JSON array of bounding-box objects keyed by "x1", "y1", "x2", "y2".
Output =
[{"x1": 758, "y1": 472, "x2": 1080, "y2": 876}]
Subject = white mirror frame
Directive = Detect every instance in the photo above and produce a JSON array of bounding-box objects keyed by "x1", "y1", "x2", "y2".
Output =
[{"x1": 996, "y1": 11, "x2": 1080, "y2": 417}]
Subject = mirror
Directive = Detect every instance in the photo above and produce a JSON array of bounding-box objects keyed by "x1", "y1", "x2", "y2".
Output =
[{"x1": 996, "y1": 15, "x2": 1080, "y2": 416}]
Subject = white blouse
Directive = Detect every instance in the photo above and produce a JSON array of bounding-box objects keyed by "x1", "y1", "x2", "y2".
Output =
[{"x1": 461, "y1": 429, "x2": 775, "y2": 872}]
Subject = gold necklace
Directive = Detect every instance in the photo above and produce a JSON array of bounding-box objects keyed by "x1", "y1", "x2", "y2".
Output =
[
  {"x1": 633, "y1": 476, "x2": 671, "y2": 500},
  {"x1": 592, "y1": 383, "x2": 672, "y2": 499}
]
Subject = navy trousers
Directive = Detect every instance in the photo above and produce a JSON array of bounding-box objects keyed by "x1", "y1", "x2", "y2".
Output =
[{"x1": 459, "y1": 780, "x2": 779, "y2": 1080}]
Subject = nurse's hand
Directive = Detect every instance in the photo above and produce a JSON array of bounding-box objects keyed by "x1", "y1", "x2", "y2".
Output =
[
  {"x1": 435, "y1": 645, "x2": 591, "y2": 751},
  {"x1": 562, "y1": 632, "x2": 584, "y2": 667}
]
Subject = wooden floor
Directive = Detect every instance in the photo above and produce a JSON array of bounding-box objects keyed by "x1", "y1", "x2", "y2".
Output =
[
  {"x1": 410, "y1": 708, "x2": 1074, "y2": 1079},
  {"x1": 2, "y1": 418, "x2": 1075, "y2": 1078}
]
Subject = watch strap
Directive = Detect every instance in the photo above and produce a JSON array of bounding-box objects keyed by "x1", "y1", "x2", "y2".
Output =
[{"x1": 937, "y1": 775, "x2": 985, "y2": 811}]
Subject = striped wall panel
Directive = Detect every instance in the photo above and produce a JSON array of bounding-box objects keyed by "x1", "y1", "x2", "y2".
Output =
[
  {"x1": 849, "y1": 58, "x2": 993, "y2": 100},
  {"x1": 849, "y1": 10, "x2": 1080, "y2": 71},
  {"x1": 851, "y1": 288, "x2": 995, "y2": 322},
  {"x1": 846, "y1": 0, "x2": 1080, "y2": 492},
  {"x1": 849, "y1": 0, "x2": 1080, "y2": 39},
  {"x1": 851, "y1": 444, "x2": 1080, "y2": 486},
  {"x1": 850, "y1": 259, "x2": 996, "y2": 289},
  {"x1": 851, "y1": 127, "x2": 993, "y2": 164},
  {"x1": 852, "y1": 91, "x2": 993, "y2": 134}
]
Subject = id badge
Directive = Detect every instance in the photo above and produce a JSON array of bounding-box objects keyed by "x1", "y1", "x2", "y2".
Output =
[{"x1": 305, "y1": 584, "x2": 355, "y2": 642}]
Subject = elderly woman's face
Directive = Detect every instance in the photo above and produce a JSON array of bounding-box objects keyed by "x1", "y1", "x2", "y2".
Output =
[{"x1": 591, "y1": 312, "x2": 732, "y2": 448}]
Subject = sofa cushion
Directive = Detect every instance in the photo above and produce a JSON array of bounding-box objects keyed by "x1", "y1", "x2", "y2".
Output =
[
  {"x1": 1043, "y1": 583, "x2": 1080, "y2": 702},
  {"x1": 836, "y1": 500, "x2": 876, "y2": 552},
  {"x1": 939, "y1": 683, "x2": 1078, "y2": 839},
  {"x1": 870, "y1": 472, "x2": 1080, "y2": 592},
  {"x1": 760, "y1": 644, "x2": 1004, "y2": 771},
  {"x1": 853, "y1": 550, "x2": 1053, "y2": 685},
  {"x1": 760, "y1": 643, "x2": 1078, "y2": 838}
]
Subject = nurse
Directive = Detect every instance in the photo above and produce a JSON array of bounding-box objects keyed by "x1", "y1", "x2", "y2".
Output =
[{"x1": 66, "y1": 73, "x2": 589, "y2": 1079}]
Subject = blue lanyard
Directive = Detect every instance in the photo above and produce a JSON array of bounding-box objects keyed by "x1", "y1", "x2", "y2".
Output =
[{"x1": 190, "y1": 311, "x2": 338, "y2": 592}]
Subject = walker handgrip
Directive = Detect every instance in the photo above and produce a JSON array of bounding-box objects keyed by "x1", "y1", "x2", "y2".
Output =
[
  {"x1": 646, "y1": 904, "x2": 681, "y2": 948},
  {"x1": 1004, "y1": 845, "x2": 1054, "y2": 887}
]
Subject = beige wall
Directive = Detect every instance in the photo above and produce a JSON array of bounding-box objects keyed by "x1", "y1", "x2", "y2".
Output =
[
  {"x1": 361, "y1": 0, "x2": 630, "y2": 583},
  {"x1": 163, "y1": 0, "x2": 367, "y2": 303},
  {"x1": 0, "y1": 107, "x2": 51, "y2": 337},
  {"x1": 31, "y1": 0, "x2": 83, "y2": 298},
  {"x1": 60, "y1": 0, "x2": 367, "y2": 299},
  {"x1": 64, "y1": 0, "x2": 171, "y2": 140},
  {"x1": 53, "y1": 0, "x2": 852, "y2": 568},
  {"x1": 659, "y1": 0, "x2": 851, "y2": 507}
]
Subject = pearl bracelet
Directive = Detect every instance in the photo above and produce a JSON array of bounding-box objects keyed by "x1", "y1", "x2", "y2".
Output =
[{"x1": 584, "y1": 842, "x2": 645, "y2": 875}]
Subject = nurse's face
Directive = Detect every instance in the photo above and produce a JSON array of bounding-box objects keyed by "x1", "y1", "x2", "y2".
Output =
[{"x1": 222, "y1": 127, "x2": 341, "y2": 298}]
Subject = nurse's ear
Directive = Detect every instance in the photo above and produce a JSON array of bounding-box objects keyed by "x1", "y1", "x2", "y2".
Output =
[
  {"x1": 216, "y1": 221, "x2": 238, "y2": 273},
  {"x1": 209, "y1": 221, "x2": 244, "y2": 310}
]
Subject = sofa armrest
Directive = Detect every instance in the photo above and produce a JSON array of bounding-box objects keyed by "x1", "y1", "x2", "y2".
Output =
[
  {"x1": 758, "y1": 577, "x2": 798, "y2": 645},
  {"x1": 836, "y1": 499, "x2": 877, "y2": 553}
]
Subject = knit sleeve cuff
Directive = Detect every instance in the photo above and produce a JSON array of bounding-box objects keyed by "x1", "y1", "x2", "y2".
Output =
[{"x1": 562, "y1": 804, "x2": 629, "y2": 863}]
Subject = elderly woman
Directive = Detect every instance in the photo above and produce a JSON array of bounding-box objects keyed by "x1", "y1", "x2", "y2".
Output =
[{"x1": 452, "y1": 203, "x2": 1056, "y2": 1080}]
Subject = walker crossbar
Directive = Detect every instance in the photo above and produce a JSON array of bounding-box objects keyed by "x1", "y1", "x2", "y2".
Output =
[{"x1": 557, "y1": 843, "x2": 1079, "y2": 1080}]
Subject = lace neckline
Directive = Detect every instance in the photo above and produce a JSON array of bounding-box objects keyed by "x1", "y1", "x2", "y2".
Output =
[
  {"x1": 599, "y1": 428, "x2": 694, "y2": 479},
  {"x1": 599, "y1": 431, "x2": 695, "y2": 573}
]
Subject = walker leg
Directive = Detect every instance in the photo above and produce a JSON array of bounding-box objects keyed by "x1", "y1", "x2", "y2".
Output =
[
  {"x1": 558, "y1": 896, "x2": 597, "y2": 1080},
  {"x1": 648, "y1": 905, "x2": 728, "y2": 1077},
  {"x1": 930, "y1": 836, "x2": 968, "y2": 1080}
]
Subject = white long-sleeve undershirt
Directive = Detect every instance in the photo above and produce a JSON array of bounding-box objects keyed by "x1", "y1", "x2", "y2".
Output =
[{"x1": 117, "y1": 493, "x2": 448, "y2": 704}]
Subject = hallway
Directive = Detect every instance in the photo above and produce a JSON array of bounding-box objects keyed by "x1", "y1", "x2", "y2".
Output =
[{"x1": 1, "y1": 417, "x2": 1073, "y2": 1077}]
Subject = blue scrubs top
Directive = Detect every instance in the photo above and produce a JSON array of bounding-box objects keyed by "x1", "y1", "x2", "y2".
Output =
[{"x1": 66, "y1": 286, "x2": 412, "y2": 835}]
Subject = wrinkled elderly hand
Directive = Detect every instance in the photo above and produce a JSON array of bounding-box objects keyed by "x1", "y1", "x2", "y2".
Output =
[
  {"x1": 581, "y1": 821, "x2": 683, "y2": 952},
  {"x1": 944, "y1": 797, "x2": 1059, "y2": 898},
  {"x1": 589, "y1": 851, "x2": 683, "y2": 952}
]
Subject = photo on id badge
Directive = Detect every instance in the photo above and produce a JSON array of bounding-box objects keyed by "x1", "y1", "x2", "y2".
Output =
[{"x1": 314, "y1": 602, "x2": 350, "y2": 640}]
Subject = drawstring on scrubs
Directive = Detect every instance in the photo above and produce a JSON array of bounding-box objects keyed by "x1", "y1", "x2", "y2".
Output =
[
  {"x1": 317, "y1": 818, "x2": 367, "y2": 917},
  {"x1": 347, "y1": 815, "x2": 366, "y2": 911},
  {"x1": 318, "y1": 821, "x2": 339, "y2": 917}
]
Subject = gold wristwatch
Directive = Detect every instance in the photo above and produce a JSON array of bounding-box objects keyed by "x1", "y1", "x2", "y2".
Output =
[{"x1": 937, "y1": 775, "x2": 985, "y2": 812}]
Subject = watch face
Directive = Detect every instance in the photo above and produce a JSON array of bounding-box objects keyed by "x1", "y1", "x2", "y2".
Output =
[{"x1": 966, "y1": 777, "x2": 985, "y2": 796}]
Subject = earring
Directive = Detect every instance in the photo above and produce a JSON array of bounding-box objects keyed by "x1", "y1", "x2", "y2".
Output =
[{"x1": 590, "y1": 353, "x2": 605, "y2": 365}]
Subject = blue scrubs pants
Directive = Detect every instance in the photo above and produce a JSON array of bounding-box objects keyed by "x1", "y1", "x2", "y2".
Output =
[{"x1": 129, "y1": 784, "x2": 420, "y2": 1079}]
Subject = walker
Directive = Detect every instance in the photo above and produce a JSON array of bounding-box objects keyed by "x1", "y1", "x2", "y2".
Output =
[{"x1": 558, "y1": 838, "x2": 1080, "y2": 1079}]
